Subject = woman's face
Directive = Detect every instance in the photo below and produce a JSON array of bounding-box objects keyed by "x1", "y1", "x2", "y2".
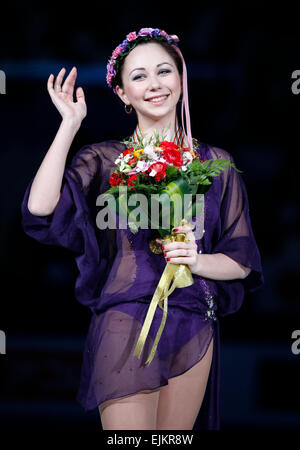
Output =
[{"x1": 116, "y1": 42, "x2": 182, "y2": 122}]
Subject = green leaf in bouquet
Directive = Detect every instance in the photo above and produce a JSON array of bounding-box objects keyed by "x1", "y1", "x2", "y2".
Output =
[
  {"x1": 197, "y1": 177, "x2": 214, "y2": 194},
  {"x1": 204, "y1": 158, "x2": 243, "y2": 176},
  {"x1": 101, "y1": 185, "x2": 121, "y2": 198},
  {"x1": 196, "y1": 175, "x2": 213, "y2": 185},
  {"x1": 188, "y1": 183, "x2": 199, "y2": 195},
  {"x1": 134, "y1": 183, "x2": 159, "y2": 194},
  {"x1": 184, "y1": 192, "x2": 205, "y2": 223},
  {"x1": 148, "y1": 176, "x2": 192, "y2": 233},
  {"x1": 165, "y1": 165, "x2": 179, "y2": 179}
]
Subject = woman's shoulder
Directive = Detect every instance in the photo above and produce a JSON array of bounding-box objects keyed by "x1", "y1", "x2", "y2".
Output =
[
  {"x1": 195, "y1": 139, "x2": 233, "y2": 162},
  {"x1": 84, "y1": 140, "x2": 126, "y2": 155},
  {"x1": 71, "y1": 140, "x2": 126, "y2": 164}
]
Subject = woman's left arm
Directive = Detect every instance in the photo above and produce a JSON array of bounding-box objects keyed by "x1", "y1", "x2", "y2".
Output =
[
  {"x1": 192, "y1": 252, "x2": 251, "y2": 280},
  {"x1": 161, "y1": 237, "x2": 251, "y2": 280},
  {"x1": 160, "y1": 149, "x2": 262, "y2": 285}
]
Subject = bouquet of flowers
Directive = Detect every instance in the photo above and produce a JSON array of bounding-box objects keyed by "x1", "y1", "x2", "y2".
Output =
[
  {"x1": 104, "y1": 130, "x2": 241, "y2": 237},
  {"x1": 102, "y1": 130, "x2": 242, "y2": 365}
]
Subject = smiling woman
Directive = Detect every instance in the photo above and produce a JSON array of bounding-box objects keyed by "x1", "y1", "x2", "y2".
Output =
[
  {"x1": 21, "y1": 26, "x2": 264, "y2": 431},
  {"x1": 115, "y1": 42, "x2": 183, "y2": 141},
  {"x1": 113, "y1": 39, "x2": 183, "y2": 88}
]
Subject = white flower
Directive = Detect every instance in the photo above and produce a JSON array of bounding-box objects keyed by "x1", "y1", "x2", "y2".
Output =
[
  {"x1": 183, "y1": 152, "x2": 193, "y2": 164},
  {"x1": 119, "y1": 160, "x2": 126, "y2": 171},
  {"x1": 144, "y1": 144, "x2": 154, "y2": 152},
  {"x1": 124, "y1": 153, "x2": 132, "y2": 163},
  {"x1": 181, "y1": 166, "x2": 187, "y2": 171},
  {"x1": 156, "y1": 157, "x2": 167, "y2": 163},
  {"x1": 136, "y1": 160, "x2": 151, "y2": 172},
  {"x1": 143, "y1": 145, "x2": 157, "y2": 159}
]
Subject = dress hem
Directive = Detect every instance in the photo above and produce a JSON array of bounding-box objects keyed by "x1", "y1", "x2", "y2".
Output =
[{"x1": 76, "y1": 323, "x2": 215, "y2": 414}]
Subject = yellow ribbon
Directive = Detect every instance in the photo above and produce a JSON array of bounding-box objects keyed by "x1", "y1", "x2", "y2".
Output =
[{"x1": 133, "y1": 220, "x2": 194, "y2": 366}]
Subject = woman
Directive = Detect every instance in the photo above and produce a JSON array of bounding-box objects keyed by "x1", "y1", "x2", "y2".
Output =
[{"x1": 21, "y1": 27, "x2": 264, "y2": 430}]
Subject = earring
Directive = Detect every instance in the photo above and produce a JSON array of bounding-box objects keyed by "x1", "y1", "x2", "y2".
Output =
[{"x1": 125, "y1": 104, "x2": 133, "y2": 114}]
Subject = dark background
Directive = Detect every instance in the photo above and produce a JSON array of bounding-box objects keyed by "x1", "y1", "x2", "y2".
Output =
[{"x1": 0, "y1": 1, "x2": 300, "y2": 431}]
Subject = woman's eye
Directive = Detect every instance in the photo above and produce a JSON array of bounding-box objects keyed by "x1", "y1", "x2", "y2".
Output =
[
  {"x1": 159, "y1": 69, "x2": 171, "y2": 75},
  {"x1": 132, "y1": 74, "x2": 145, "y2": 81},
  {"x1": 132, "y1": 69, "x2": 171, "y2": 81}
]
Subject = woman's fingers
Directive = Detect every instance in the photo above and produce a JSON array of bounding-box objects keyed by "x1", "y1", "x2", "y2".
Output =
[
  {"x1": 46, "y1": 67, "x2": 86, "y2": 124},
  {"x1": 163, "y1": 241, "x2": 197, "y2": 254},
  {"x1": 155, "y1": 223, "x2": 196, "y2": 246},
  {"x1": 48, "y1": 67, "x2": 84, "y2": 103},
  {"x1": 54, "y1": 67, "x2": 66, "y2": 92},
  {"x1": 47, "y1": 68, "x2": 65, "y2": 98},
  {"x1": 47, "y1": 73, "x2": 54, "y2": 94},
  {"x1": 155, "y1": 223, "x2": 197, "y2": 259},
  {"x1": 76, "y1": 86, "x2": 85, "y2": 104},
  {"x1": 61, "y1": 66, "x2": 77, "y2": 96},
  {"x1": 163, "y1": 241, "x2": 198, "y2": 266},
  {"x1": 173, "y1": 223, "x2": 196, "y2": 233},
  {"x1": 173, "y1": 224, "x2": 196, "y2": 243}
]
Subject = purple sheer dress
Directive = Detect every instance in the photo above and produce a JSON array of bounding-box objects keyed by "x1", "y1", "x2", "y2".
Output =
[{"x1": 20, "y1": 138, "x2": 264, "y2": 430}]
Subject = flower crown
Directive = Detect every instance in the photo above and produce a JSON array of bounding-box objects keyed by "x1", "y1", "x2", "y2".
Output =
[{"x1": 106, "y1": 27, "x2": 180, "y2": 93}]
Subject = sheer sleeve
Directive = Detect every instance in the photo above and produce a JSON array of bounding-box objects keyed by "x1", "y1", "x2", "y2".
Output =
[
  {"x1": 209, "y1": 149, "x2": 264, "y2": 316},
  {"x1": 21, "y1": 145, "x2": 101, "y2": 255},
  {"x1": 20, "y1": 144, "x2": 107, "y2": 311}
]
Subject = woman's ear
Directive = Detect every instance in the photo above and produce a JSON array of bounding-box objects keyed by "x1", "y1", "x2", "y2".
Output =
[{"x1": 115, "y1": 85, "x2": 130, "y2": 106}]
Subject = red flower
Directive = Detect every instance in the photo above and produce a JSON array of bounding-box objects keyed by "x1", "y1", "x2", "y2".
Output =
[
  {"x1": 162, "y1": 148, "x2": 183, "y2": 168},
  {"x1": 109, "y1": 172, "x2": 123, "y2": 186},
  {"x1": 196, "y1": 154, "x2": 203, "y2": 162},
  {"x1": 127, "y1": 174, "x2": 138, "y2": 187},
  {"x1": 128, "y1": 156, "x2": 137, "y2": 165},
  {"x1": 148, "y1": 161, "x2": 168, "y2": 182},
  {"x1": 122, "y1": 148, "x2": 133, "y2": 157},
  {"x1": 159, "y1": 141, "x2": 182, "y2": 167},
  {"x1": 160, "y1": 141, "x2": 179, "y2": 151}
]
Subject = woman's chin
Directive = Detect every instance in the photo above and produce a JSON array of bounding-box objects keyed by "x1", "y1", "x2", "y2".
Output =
[{"x1": 139, "y1": 105, "x2": 175, "y2": 121}]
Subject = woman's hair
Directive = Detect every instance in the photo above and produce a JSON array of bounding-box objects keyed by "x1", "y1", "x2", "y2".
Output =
[
  {"x1": 107, "y1": 28, "x2": 193, "y2": 150},
  {"x1": 112, "y1": 39, "x2": 183, "y2": 89}
]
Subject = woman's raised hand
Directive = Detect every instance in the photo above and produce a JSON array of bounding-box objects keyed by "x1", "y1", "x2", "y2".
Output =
[{"x1": 47, "y1": 67, "x2": 87, "y2": 128}]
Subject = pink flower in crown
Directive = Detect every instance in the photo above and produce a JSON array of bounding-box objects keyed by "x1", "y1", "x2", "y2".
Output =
[
  {"x1": 160, "y1": 30, "x2": 169, "y2": 39},
  {"x1": 138, "y1": 27, "x2": 154, "y2": 36},
  {"x1": 112, "y1": 46, "x2": 122, "y2": 60},
  {"x1": 106, "y1": 60, "x2": 116, "y2": 75},
  {"x1": 126, "y1": 31, "x2": 137, "y2": 41},
  {"x1": 106, "y1": 72, "x2": 113, "y2": 85},
  {"x1": 170, "y1": 34, "x2": 180, "y2": 42}
]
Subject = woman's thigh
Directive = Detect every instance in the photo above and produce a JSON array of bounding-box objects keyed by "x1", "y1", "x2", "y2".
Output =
[
  {"x1": 156, "y1": 337, "x2": 214, "y2": 430},
  {"x1": 99, "y1": 388, "x2": 160, "y2": 430}
]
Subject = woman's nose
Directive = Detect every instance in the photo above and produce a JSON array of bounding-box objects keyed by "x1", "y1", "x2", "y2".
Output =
[{"x1": 147, "y1": 75, "x2": 161, "y2": 90}]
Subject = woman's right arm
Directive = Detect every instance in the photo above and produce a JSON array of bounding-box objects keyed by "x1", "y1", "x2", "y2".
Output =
[{"x1": 27, "y1": 67, "x2": 87, "y2": 216}]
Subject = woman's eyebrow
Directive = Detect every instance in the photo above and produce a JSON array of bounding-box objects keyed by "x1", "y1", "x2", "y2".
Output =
[{"x1": 129, "y1": 62, "x2": 173, "y2": 76}]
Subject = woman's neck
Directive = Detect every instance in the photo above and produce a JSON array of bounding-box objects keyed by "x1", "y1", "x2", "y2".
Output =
[{"x1": 136, "y1": 113, "x2": 178, "y2": 142}]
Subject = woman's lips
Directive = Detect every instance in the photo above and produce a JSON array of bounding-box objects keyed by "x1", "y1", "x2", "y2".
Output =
[{"x1": 145, "y1": 94, "x2": 169, "y2": 105}]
